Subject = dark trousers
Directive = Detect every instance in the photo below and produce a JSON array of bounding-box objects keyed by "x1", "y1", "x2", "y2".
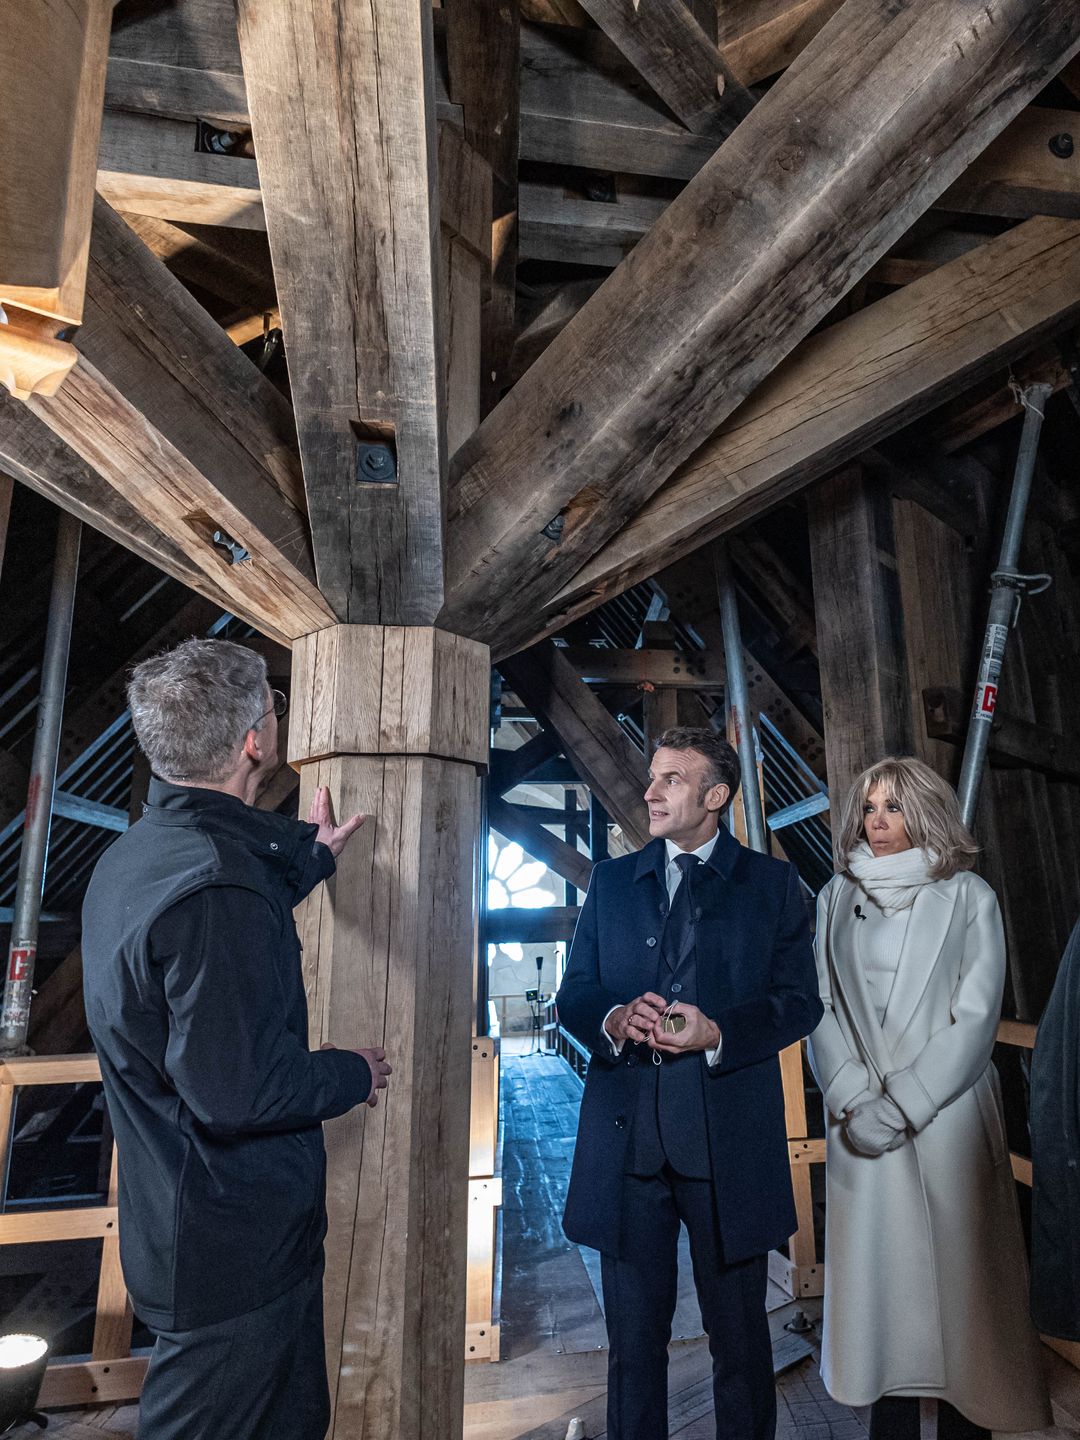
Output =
[
  {"x1": 869, "y1": 1397, "x2": 990, "y2": 1440},
  {"x1": 137, "y1": 1253, "x2": 329, "y2": 1440},
  {"x1": 601, "y1": 1165, "x2": 775, "y2": 1440}
]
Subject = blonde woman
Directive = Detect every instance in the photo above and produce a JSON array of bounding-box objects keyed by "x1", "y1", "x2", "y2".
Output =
[{"x1": 808, "y1": 757, "x2": 1050, "y2": 1440}]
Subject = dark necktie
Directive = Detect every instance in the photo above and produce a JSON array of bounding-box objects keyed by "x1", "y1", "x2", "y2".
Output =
[{"x1": 663, "y1": 853, "x2": 698, "y2": 972}]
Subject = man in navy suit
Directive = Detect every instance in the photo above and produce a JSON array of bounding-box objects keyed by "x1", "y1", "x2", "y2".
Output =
[{"x1": 557, "y1": 727, "x2": 822, "y2": 1440}]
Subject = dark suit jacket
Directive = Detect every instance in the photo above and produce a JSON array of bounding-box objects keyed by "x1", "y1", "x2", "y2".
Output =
[
  {"x1": 556, "y1": 826, "x2": 822, "y2": 1262},
  {"x1": 1031, "y1": 914, "x2": 1080, "y2": 1340}
]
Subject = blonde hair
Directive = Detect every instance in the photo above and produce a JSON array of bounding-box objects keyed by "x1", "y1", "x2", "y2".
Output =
[{"x1": 834, "y1": 756, "x2": 978, "y2": 881}]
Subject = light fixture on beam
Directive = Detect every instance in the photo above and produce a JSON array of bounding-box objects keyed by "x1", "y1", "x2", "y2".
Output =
[{"x1": 0, "y1": 1333, "x2": 49, "y2": 1432}]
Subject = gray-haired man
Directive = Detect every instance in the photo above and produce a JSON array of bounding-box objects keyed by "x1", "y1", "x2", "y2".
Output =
[{"x1": 82, "y1": 638, "x2": 389, "y2": 1440}]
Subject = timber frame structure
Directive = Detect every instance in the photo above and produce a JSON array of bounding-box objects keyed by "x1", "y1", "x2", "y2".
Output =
[{"x1": 3, "y1": 0, "x2": 1080, "y2": 1432}]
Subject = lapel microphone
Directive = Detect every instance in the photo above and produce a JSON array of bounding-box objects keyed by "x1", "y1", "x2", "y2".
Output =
[{"x1": 854, "y1": 904, "x2": 866, "y2": 920}]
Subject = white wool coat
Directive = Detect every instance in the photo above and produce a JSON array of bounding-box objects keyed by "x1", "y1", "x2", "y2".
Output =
[{"x1": 808, "y1": 870, "x2": 1051, "y2": 1431}]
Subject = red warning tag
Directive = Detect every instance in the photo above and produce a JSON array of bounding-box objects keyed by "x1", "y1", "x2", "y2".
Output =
[
  {"x1": 8, "y1": 947, "x2": 34, "y2": 982},
  {"x1": 978, "y1": 684, "x2": 998, "y2": 717}
]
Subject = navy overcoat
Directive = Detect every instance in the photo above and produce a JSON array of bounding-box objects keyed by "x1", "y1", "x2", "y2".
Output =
[{"x1": 556, "y1": 826, "x2": 822, "y2": 1263}]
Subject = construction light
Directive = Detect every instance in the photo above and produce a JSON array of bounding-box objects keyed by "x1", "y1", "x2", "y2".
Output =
[{"x1": 0, "y1": 1334, "x2": 48, "y2": 1433}]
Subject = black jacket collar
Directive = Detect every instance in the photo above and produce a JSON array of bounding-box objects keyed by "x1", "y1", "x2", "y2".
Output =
[
  {"x1": 633, "y1": 823, "x2": 742, "y2": 886},
  {"x1": 141, "y1": 776, "x2": 324, "y2": 870}
]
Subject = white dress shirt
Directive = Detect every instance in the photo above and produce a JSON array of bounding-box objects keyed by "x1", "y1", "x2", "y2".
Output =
[{"x1": 602, "y1": 832, "x2": 723, "y2": 1066}]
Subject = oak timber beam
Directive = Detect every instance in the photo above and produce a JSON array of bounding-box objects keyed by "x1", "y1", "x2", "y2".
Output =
[
  {"x1": 438, "y1": 128, "x2": 493, "y2": 460},
  {"x1": 0, "y1": 0, "x2": 113, "y2": 400},
  {"x1": 498, "y1": 643, "x2": 650, "y2": 847},
  {"x1": 548, "y1": 217, "x2": 1080, "y2": 628},
  {"x1": 571, "y1": 0, "x2": 753, "y2": 138},
  {"x1": 924, "y1": 686, "x2": 1080, "y2": 784},
  {"x1": 561, "y1": 646, "x2": 725, "y2": 687},
  {"x1": 23, "y1": 197, "x2": 330, "y2": 643},
  {"x1": 718, "y1": 0, "x2": 845, "y2": 85},
  {"x1": 490, "y1": 732, "x2": 561, "y2": 795},
  {"x1": 809, "y1": 467, "x2": 913, "y2": 802},
  {"x1": 488, "y1": 794, "x2": 594, "y2": 892},
  {"x1": 445, "y1": 0, "x2": 520, "y2": 411},
  {"x1": 442, "y1": 0, "x2": 1080, "y2": 659},
  {"x1": 0, "y1": 405, "x2": 240, "y2": 614},
  {"x1": 237, "y1": 0, "x2": 448, "y2": 625}
]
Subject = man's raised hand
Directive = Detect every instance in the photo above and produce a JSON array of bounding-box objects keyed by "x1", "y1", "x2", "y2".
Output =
[{"x1": 307, "y1": 784, "x2": 365, "y2": 858}]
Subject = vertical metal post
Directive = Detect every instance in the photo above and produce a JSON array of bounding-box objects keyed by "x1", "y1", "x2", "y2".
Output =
[
  {"x1": 0, "y1": 512, "x2": 81, "y2": 1054},
  {"x1": 957, "y1": 383, "x2": 1053, "y2": 830},
  {"x1": 714, "y1": 540, "x2": 768, "y2": 854}
]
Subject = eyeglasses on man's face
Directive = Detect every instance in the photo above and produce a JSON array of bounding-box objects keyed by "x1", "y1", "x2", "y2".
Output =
[{"x1": 255, "y1": 689, "x2": 289, "y2": 726}]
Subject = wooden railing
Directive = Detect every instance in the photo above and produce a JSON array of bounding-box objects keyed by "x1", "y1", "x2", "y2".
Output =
[{"x1": 0, "y1": 1054, "x2": 146, "y2": 1408}]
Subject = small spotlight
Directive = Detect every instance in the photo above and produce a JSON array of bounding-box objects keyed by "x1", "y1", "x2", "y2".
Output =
[{"x1": 0, "y1": 1333, "x2": 49, "y2": 1432}]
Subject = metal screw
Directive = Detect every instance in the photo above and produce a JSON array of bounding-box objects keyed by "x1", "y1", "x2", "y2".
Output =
[
  {"x1": 541, "y1": 513, "x2": 565, "y2": 543},
  {"x1": 1049, "y1": 132, "x2": 1074, "y2": 159},
  {"x1": 357, "y1": 443, "x2": 397, "y2": 483}
]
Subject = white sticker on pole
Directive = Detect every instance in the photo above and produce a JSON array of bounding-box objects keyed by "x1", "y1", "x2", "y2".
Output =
[{"x1": 971, "y1": 623, "x2": 1009, "y2": 724}]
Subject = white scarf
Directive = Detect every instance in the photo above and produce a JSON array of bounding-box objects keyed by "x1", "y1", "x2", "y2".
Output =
[{"x1": 846, "y1": 840, "x2": 935, "y2": 915}]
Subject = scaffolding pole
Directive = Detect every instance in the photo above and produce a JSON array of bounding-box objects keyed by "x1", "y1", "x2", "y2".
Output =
[
  {"x1": 0, "y1": 512, "x2": 82, "y2": 1055},
  {"x1": 957, "y1": 381, "x2": 1053, "y2": 831},
  {"x1": 714, "y1": 540, "x2": 768, "y2": 854}
]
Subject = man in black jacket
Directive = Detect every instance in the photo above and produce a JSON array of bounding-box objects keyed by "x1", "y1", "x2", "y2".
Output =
[{"x1": 82, "y1": 638, "x2": 390, "y2": 1440}]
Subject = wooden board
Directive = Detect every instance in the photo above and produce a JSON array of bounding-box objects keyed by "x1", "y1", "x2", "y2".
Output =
[{"x1": 237, "y1": 0, "x2": 448, "y2": 625}]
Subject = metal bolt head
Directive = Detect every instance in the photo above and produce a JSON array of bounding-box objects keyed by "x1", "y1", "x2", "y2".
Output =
[
  {"x1": 1049, "y1": 132, "x2": 1074, "y2": 159},
  {"x1": 541, "y1": 513, "x2": 565, "y2": 543},
  {"x1": 357, "y1": 443, "x2": 397, "y2": 483}
]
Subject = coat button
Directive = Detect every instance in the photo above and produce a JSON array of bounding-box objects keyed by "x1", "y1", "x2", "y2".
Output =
[
  {"x1": 646, "y1": 937, "x2": 657, "y2": 948},
  {"x1": 626, "y1": 1054, "x2": 638, "y2": 1068},
  {"x1": 670, "y1": 983, "x2": 683, "y2": 994},
  {"x1": 615, "y1": 1114, "x2": 627, "y2": 1130}
]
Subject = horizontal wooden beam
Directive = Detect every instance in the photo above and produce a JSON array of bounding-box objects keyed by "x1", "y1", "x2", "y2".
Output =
[
  {"x1": 441, "y1": 0, "x2": 1080, "y2": 658},
  {"x1": 548, "y1": 217, "x2": 1080, "y2": 626},
  {"x1": 25, "y1": 197, "x2": 332, "y2": 644},
  {"x1": 560, "y1": 645, "x2": 725, "y2": 688},
  {"x1": 481, "y1": 905, "x2": 581, "y2": 944},
  {"x1": 923, "y1": 685, "x2": 1080, "y2": 782}
]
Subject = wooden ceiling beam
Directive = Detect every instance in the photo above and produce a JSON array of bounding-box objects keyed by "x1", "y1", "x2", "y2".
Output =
[
  {"x1": 445, "y1": 0, "x2": 520, "y2": 411},
  {"x1": 547, "y1": 217, "x2": 1080, "y2": 626},
  {"x1": 236, "y1": 0, "x2": 448, "y2": 625},
  {"x1": 441, "y1": 1, "x2": 1080, "y2": 658},
  {"x1": 570, "y1": 0, "x2": 753, "y2": 139},
  {"x1": 488, "y1": 794, "x2": 595, "y2": 893},
  {"x1": 0, "y1": 408, "x2": 240, "y2": 614},
  {"x1": 718, "y1": 0, "x2": 845, "y2": 85},
  {"x1": 24, "y1": 197, "x2": 331, "y2": 644}
]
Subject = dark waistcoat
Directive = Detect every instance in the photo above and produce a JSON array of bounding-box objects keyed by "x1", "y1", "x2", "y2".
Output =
[{"x1": 627, "y1": 867, "x2": 710, "y2": 1178}]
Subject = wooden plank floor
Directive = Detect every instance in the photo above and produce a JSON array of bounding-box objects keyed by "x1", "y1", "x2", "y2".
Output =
[{"x1": 26, "y1": 1048, "x2": 1080, "y2": 1439}]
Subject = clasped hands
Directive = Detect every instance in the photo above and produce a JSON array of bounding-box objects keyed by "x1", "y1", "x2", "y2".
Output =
[
  {"x1": 843, "y1": 1089, "x2": 908, "y2": 1156},
  {"x1": 606, "y1": 991, "x2": 720, "y2": 1056}
]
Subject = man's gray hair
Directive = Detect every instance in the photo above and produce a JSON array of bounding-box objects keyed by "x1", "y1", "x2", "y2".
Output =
[{"x1": 128, "y1": 638, "x2": 269, "y2": 784}]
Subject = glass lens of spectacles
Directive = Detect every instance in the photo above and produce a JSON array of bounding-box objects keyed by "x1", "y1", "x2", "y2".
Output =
[{"x1": 272, "y1": 690, "x2": 288, "y2": 718}]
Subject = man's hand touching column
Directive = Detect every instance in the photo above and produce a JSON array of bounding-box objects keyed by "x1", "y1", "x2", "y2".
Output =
[
  {"x1": 307, "y1": 785, "x2": 366, "y2": 858},
  {"x1": 321, "y1": 1042, "x2": 392, "y2": 1107}
]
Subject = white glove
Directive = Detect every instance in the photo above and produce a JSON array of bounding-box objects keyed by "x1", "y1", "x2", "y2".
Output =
[{"x1": 845, "y1": 1095, "x2": 908, "y2": 1156}]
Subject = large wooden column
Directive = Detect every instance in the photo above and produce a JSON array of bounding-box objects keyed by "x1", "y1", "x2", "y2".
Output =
[{"x1": 289, "y1": 625, "x2": 489, "y2": 1440}]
